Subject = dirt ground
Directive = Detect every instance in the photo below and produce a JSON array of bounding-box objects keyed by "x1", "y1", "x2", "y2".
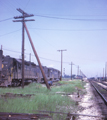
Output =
[{"x1": 70, "y1": 80, "x2": 107, "y2": 120}]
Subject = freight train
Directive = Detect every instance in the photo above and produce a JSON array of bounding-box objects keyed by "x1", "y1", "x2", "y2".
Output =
[{"x1": 0, "y1": 50, "x2": 60, "y2": 87}]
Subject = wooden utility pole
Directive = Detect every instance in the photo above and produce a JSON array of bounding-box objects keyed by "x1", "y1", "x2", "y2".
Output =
[
  {"x1": 103, "y1": 68, "x2": 104, "y2": 79},
  {"x1": 24, "y1": 23, "x2": 50, "y2": 89},
  {"x1": 80, "y1": 69, "x2": 81, "y2": 76},
  {"x1": 1, "y1": 45, "x2": 2, "y2": 50},
  {"x1": 105, "y1": 62, "x2": 107, "y2": 81},
  {"x1": 29, "y1": 53, "x2": 31, "y2": 62},
  {"x1": 0, "y1": 50, "x2": 2, "y2": 81},
  {"x1": 13, "y1": 8, "x2": 34, "y2": 88},
  {"x1": 22, "y1": 12, "x2": 25, "y2": 88},
  {"x1": 77, "y1": 65, "x2": 79, "y2": 76},
  {"x1": 13, "y1": 8, "x2": 50, "y2": 89},
  {"x1": 63, "y1": 68, "x2": 65, "y2": 77},
  {"x1": 69, "y1": 62, "x2": 74, "y2": 80},
  {"x1": 57, "y1": 49, "x2": 67, "y2": 81}
]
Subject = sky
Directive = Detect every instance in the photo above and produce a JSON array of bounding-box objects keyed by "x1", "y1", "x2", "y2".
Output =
[{"x1": 0, "y1": 0, "x2": 107, "y2": 78}]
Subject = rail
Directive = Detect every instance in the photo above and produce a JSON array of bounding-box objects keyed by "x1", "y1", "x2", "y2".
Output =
[
  {"x1": 0, "y1": 112, "x2": 52, "y2": 120},
  {"x1": 0, "y1": 111, "x2": 106, "y2": 120},
  {"x1": 90, "y1": 80, "x2": 107, "y2": 105}
]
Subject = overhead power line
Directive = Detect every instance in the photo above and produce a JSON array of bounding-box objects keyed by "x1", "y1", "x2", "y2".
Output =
[
  {"x1": 0, "y1": 17, "x2": 13, "y2": 22},
  {"x1": 3, "y1": 48, "x2": 70, "y2": 64},
  {"x1": 34, "y1": 14, "x2": 107, "y2": 21},
  {"x1": 1, "y1": 14, "x2": 107, "y2": 23},
  {"x1": 0, "y1": 29, "x2": 21, "y2": 37},
  {"x1": 29, "y1": 27, "x2": 107, "y2": 31},
  {"x1": 1, "y1": 27, "x2": 107, "y2": 38}
]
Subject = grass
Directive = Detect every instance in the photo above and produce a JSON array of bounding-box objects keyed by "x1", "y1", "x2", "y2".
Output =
[
  {"x1": 0, "y1": 79, "x2": 86, "y2": 119},
  {"x1": 0, "y1": 79, "x2": 85, "y2": 94}
]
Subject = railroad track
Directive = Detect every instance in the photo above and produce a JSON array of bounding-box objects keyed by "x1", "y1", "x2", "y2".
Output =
[
  {"x1": 0, "y1": 112, "x2": 52, "y2": 120},
  {"x1": 90, "y1": 80, "x2": 107, "y2": 105},
  {"x1": 1, "y1": 111, "x2": 106, "y2": 120},
  {"x1": 89, "y1": 80, "x2": 107, "y2": 118},
  {"x1": 98, "y1": 81, "x2": 107, "y2": 87}
]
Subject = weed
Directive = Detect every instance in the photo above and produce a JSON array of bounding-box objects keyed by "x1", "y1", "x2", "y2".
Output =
[{"x1": 0, "y1": 80, "x2": 86, "y2": 119}]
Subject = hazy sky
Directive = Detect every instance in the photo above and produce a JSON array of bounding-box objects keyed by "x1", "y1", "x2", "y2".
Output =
[{"x1": 1, "y1": 0, "x2": 107, "y2": 77}]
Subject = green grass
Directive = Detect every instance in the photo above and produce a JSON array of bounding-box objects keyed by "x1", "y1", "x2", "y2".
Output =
[
  {"x1": 0, "y1": 79, "x2": 85, "y2": 95},
  {"x1": 0, "y1": 95, "x2": 74, "y2": 112},
  {"x1": 0, "y1": 80, "x2": 86, "y2": 119},
  {"x1": 52, "y1": 79, "x2": 85, "y2": 93},
  {"x1": 0, "y1": 95, "x2": 75, "y2": 119}
]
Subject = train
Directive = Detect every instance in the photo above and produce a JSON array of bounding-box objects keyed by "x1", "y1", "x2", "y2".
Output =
[{"x1": 0, "y1": 50, "x2": 61, "y2": 87}]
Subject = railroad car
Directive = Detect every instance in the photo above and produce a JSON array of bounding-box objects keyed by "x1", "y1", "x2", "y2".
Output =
[{"x1": 0, "y1": 50, "x2": 60, "y2": 87}]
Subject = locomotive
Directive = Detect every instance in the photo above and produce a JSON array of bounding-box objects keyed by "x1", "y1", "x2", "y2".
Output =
[{"x1": 0, "y1": 50, "x2": 60, "y2": 87}]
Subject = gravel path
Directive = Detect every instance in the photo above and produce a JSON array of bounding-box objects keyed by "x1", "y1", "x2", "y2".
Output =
[{"x1": 77, "y1": 81, "x2": 106, "y2": 120}]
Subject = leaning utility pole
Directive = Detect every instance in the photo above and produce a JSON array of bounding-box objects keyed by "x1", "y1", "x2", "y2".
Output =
[
  {"x1": 13, "y1": 8, "x2": 50, "y2": 89},
  {"x1": 57, "y1": 49, "x2": 67, "y2": 81},
  {"x1": 24, "y1": 22, "x2": 50, "y2": 89}
]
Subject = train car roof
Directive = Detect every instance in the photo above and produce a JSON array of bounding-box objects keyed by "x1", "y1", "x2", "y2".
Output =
[
  {"x1": 48, "y1": 67, "x2": 60, "y2": 72},
  {"x1": 36, "y1": 65, "x2": 47, "y2": 68},
  {"x1": 13, "y1": 58, "x2": 36, "y2": 66}
]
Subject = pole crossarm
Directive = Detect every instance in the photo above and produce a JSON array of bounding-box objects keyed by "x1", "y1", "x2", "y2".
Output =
[
  {"x1": 13, "y1": 19, "x2": 35, "y2": 22},
  {"x1": 14, "y1": 15, "x2": 34, "y2": 19},
  {"x1": 17, "y1": 8, "x2": 28, "y2": 15},
  {"x1": 69, "y1": 62, "x2": 74, "y2": 65},
  {"x1": 14, "y1": 8, "x2": 34, "y2": 21},
  {"x1": 57, "y1": 49, "x2": 67, "y2": 52}
]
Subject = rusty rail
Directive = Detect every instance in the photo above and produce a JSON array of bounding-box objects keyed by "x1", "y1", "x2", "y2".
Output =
[
  {"x1": 0, "y1": 111, "x2": 107, "y2": 120},
  {"x1": 0, "y1": 112, "x2": 52, "y2": 120}
]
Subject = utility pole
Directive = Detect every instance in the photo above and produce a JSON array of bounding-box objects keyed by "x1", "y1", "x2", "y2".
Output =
[
  {"x1": 77, "y1": 65, "x2": 79, "y2": 76},
  {"x1": 80, "y1": 69, "x2": 81, "y2": 76},
  {"x1": 29, "y1": 53, "x2": 31, "y2": 62},
  {"x1": 13, "y1": 8, "x2": 34, "y2": 88},
  {"x1": 57, "y1": 49, "x2": 67, "y2": 81},
  {"x1": 63, "y1": 68, "x2": 65, "y2": 77},
  {"x1": 22, "y1": 11, "x2": 25, "y2": 88},
  {"x1": 1, "y1": 45, "x2": 2, "y2": 50},
  {"x1": 13, "y1": 8, "x2": 50, "y2": 89},
  {"x1": 0, "y1": 50, "x2": 2, "y2": 81},
  {"x1": 105, "y1": 62, "x2": 107, "y2": 81},
  {"x1": 69, "y1": 62, "x2": 74, "y2": 80},
  {"x1": 103, "y1": 68, "x2": 104, "y2": 79},
  {"x1": 29, "y1": 53, "x2": 31, "y2": 77},
  {"x1": 24, "y1": 22, "x2": 50, "y2": 89}
]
